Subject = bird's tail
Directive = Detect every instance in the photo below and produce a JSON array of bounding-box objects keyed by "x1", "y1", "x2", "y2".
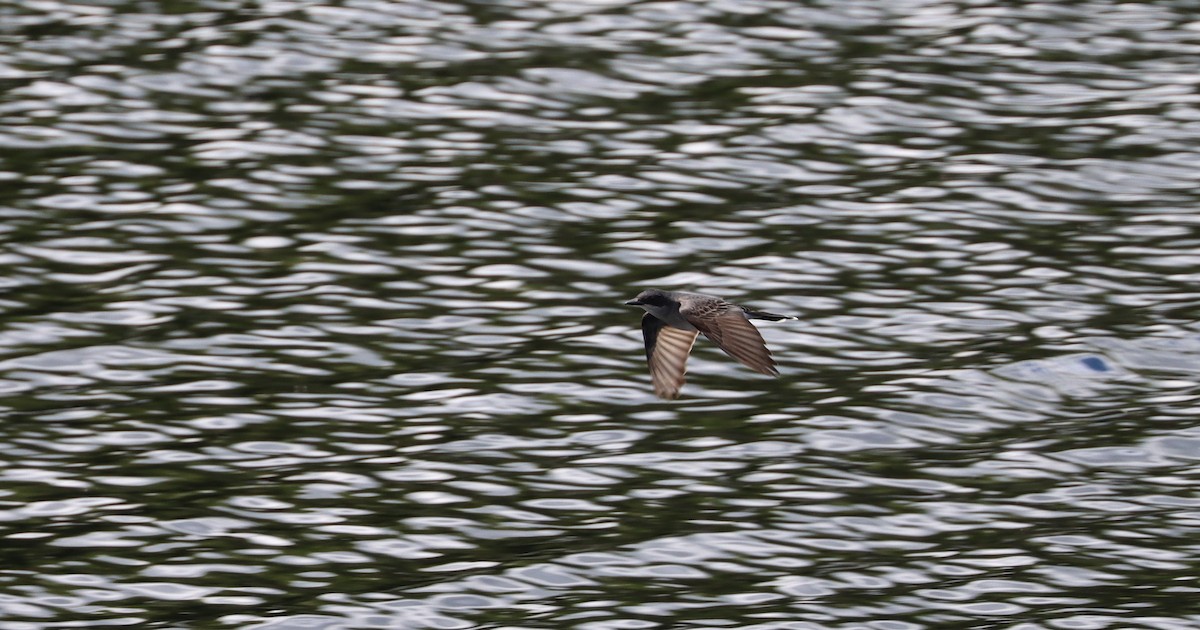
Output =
[{"x1": 742, "y1": 308, "x2": 798, "y2": 321}]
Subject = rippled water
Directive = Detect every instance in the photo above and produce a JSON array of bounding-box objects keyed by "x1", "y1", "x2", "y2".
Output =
[{"x1": 2, "y1": 0, "x2": 1200, "y2": 628}]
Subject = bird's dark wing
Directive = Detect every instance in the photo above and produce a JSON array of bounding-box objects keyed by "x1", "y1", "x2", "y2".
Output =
[
  {"x1": 642, "y1": 312, "x2": 698, "y2": 399},
  {"x1": 681, "y1": 301, "x2": 779, "y2": 376}
]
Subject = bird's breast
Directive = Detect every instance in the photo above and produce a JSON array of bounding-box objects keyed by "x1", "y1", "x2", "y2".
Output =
[{"x1": 662, "y1": 313, "x2": 696, "y2": 331}]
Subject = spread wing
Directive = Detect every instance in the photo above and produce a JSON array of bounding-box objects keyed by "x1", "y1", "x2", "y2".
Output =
[
  {"x1": 681, "y1": 301, "x2": 778, "y2": 376},
  {"x1": 642, "y1": 312, "x2": 698, "y2": 399}
]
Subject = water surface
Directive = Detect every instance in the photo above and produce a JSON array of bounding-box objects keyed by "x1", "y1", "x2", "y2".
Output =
[{"x1": 1, "y1": 0, "x2": 1200, "y2": 628}]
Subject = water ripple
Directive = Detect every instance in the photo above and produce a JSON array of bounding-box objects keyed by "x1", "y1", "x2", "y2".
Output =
[{"x1": 2, "y1": 0, "x2": 1200, "y2": 627}]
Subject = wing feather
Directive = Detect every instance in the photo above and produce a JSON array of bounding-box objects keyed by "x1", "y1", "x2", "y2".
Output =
[
  {"x1": 642, "y1": 313, "x2": 698, "y2": 399},
  {"x1": 681, "y1": 304, "x2": 778, "y2": 376}
]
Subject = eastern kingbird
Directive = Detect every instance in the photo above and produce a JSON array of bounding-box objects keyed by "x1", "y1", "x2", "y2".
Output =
[{"x1": 625, "y1": 289, "x2": 795, "y2": 399}]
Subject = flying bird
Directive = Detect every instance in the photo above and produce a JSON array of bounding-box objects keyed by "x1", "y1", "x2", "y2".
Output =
[{"x1": 625, "y1": 289, "x2": 795, "y2": 399}]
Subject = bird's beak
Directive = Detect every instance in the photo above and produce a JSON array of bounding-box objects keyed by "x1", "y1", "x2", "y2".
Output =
[{"x1": 624, "y1": 299, "x2": 641, "y2": 306}]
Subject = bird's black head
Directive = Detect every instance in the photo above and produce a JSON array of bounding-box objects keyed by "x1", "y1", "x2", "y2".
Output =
[{"x1": 625, "y1": 289, "x2": 671, "y2": 307}]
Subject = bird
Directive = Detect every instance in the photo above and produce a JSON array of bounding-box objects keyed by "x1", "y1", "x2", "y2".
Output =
[{"x1": 624, "y1": 289, "x2": 795, "y2": 399}]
